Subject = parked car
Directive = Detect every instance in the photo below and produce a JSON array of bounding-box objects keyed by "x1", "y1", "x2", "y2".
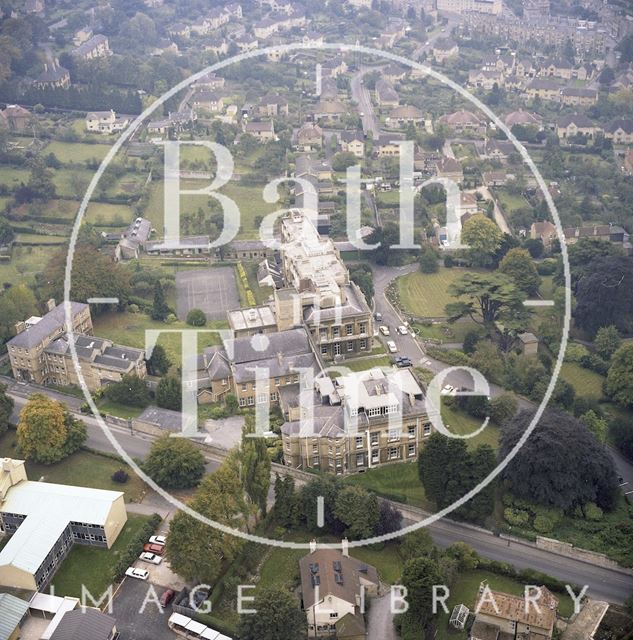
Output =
[
  {"x1": 125, "y1": 567, "x2": 149, "y2": 580},
  {"x1": 379, "y1": 325, "x2": 390, "y2": 336},
  {"x1": 397, "y1": 325, "x2": 408, "y2": 335},
  {"x1": 375, "y1": 312, "x2": 383, "y2": 321},
  {"x1": 143, "y1": 543, "x2": 165, "y2": 555},
  {"x1": 395, "y1": 356, "x2": 412, "y2": 367},
  {"x1": 139, "y1": 552, "x2": 162, "y2": 565},
  {"x1": 441, "y1": 384, "x2": 456, "y2": 396},
  {"x1": 159, "y1": 589, "x2": 176, "y2": 607},
  {"x1": 149, "y1": 535, "x2": 166, "y2": 546},
  {"x1": 386, "y1": 340, "x2": 397, "y2": 353}
]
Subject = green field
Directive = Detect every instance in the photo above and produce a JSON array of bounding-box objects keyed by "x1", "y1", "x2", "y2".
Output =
[
  {"x1": 441, "y1": 403, "x2": 500, "y2": 450},
  {"x1": 493, "y1": 188, "x2": 531, "y2": 215},
  {"x1": 345, "y1": 462, "x2": 430, "y2": 509},
  {"x1": 0, "y1": 166, "x2": 30, "y2": 189},
  {"x1": 51, "y1": 514, "x2": 152, "y2": 598},
  {"x1": 0, "y1": 430, "x2": 147, "y2": 502},
  {"x1": 15, "y1": 233, "x2": 66, "y2": 245},
  {"x1": 144, "y1": 180, "x2": 277, "y2": 239},
  {"x1": 560, "y1": 362, "x2": 605, "y2": 401},
  {"x1": 85, "y1": 202, "x2": 135, "y2": 227},
  {"x1": 0, "y1": 245, "x2": 57, "y2": 283},
  {"x1": 45, "y1": 140, "x2": 114, "y2": 164},
  {"x1": 93, "y1": 311, "x2": 225, "y2": 365},
  {"x1": 397, "y1": 268, "x2": 472, "y2": 318}
]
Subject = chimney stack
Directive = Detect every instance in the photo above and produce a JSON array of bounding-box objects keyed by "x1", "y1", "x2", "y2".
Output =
[
  {"x1": 310, "y1": 539, "x2": 317, "y2": 553},
  {"x1": 342, "y1": 538, "x2": 349, "y2": 557},
  {"x1": 46, "y1": 298, "x2": 56, "y2": 312},
  {"x1": 14, "y1": 321, "x2": 25, "y2": 335}
]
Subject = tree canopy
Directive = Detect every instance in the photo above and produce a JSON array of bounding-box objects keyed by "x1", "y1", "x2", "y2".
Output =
[
  {"x1": 461, "y1": 214, "x2": 503, "y2": 267},
  {"x1": 606, "y1": 343, "x2": 633, "y2": 409},
  {"x1": 500, "y1": 409, "x2": 619, "y2": 512},
  {"x1": 499, "y1": 247, "x2": 540, "y2": 296},
  {"x1": 237, "y1": 588, "x2": 306, "y2": 640},
  {"x1": 0, "y1": 383, "x2": 13, "y2": 437},
  {"x1": 143, "y1": 435, "x2": 206, "y2": 490},
  {"x1": 240, "y1": 414, "x2": 271, "y2": 516}
]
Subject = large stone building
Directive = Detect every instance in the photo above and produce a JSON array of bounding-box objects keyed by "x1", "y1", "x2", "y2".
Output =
[
  {"x1": 0, "y1": 459, "x2": 127, "y2": 590},
  {"x1": 281, "y1": 367, "x2": 432, "y2": 475},
  {"x1": 7, "y1": 301, "x2": 146, "y2": 391}
]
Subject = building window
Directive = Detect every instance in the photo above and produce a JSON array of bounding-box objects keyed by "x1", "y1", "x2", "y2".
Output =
[
  {"x1": 347, "y1": 341, "x2": 354, "y2": 352},
  {"x1": 222, "y1": 378, "x2": 228, "y2": 386},
  {"x1": 355, "y1": 436, "x2": 363, "y2": 449},
  {"x1": 257, "y1": 393, "x2": 267, "y2": 404},
  {"x1": 423, "y1": 423, "x2": 432, "y2": 436},
  {"x1": 346, "y1": 324, "x2": 353, "y2": 336},
  {"x1": 408, "y1": 444, "x2": 416, "y2": 457},
  {"x1": 270, "y1": 392, "x2": 278, "y2": 402},
  {"x1": 320, "y1": 328, "x2": 327, "y2": 339},
  {"x1": 388, "y1": 429, "x2": 399, "y2": 441},
  {"x1": 356, "y1": 453, "x2": 364, "y2": 467},
  {"x1": 241, "y1": 383, "x2": 247, "y2": 391},
  {"x1": 239, "y1": 397, "x2": 246, "y2": 407},
  {"x1": 247, "y1": 396, "x2": 254, "y2": 406},
  {"x1": 408, "y1": 426, "x2": 416, "y2": 439},
  {"x1": 321, "y1": 345, "x2": 328, "y2": 355},
  {"x1": 334, "y1": 343, "x2": 341, "y2": 356},
  {"x1": 359, "y1": 323, "x2": 366, "y2": 334},
  {"x1": 333, "y1": 327, "x2": 340, "y2": 338},
  {"x1": 371, "y1": 449, "x2": 379, "y2": 463},
  {"x1": 360, "y1": 338, "x2": 367, "y2": 350},
  {"x1": 313, "y1": 443, "x2": 318, "y2": 454},
  {"x1": 370, "y1": 432, "x2": 379, "y2": 445},
  {"x1": 388, "y1": 447, "x2": 400, "y2": 460},
  {"x1": 367, "y1": 407, "x2": 381, "y2": 418},
  {"x1": 275, "y1": 378, "x2": 280, "y2": 387},
  {"x1": 350, "y1": 407, "x2": 358, "y2": 417},
  {"x1": 385, "y1": 404, "x2": 398, "y2": 415},
  {"x1": 312, "y1": 456, "x2": 319, "y2": 466}
]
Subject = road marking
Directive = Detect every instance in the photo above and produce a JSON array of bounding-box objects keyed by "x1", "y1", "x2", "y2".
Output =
[
  {"x1": 523, "y1": 300, "x2": 555, "y2": 307},
  {"x1": 87, "y1": 297, "x2": 120, "y2": 304}
]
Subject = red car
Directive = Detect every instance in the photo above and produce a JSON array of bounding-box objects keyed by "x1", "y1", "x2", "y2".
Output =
[
  {"x1": 160, "y1": 589, "x2": 175, "y2": 607},
  {"x1": 143, "y1": 542, "x2": 164, "y2": 555}
]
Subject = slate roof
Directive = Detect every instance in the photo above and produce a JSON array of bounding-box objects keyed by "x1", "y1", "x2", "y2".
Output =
[
  {"x1": 557, "y1": 113, "x2": 596, "y2": 128},
  {"x1": 49, "y1": 609, "x2": 116, "y2": 640},
  {"x1": 8, "y1": 302, "x2": 88, "y2": 350},
  {"x1": 0, "y1": 593, "x2": 29, "y2": 640},
  {"x1": 224, "y1": 327, "x2": 311, "y2": 363}
]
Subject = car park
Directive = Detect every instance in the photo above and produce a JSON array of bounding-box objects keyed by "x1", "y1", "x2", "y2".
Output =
[
  {"x1": 125, "y1": 567, "x2": 149, "y2": 580},
  {"x1": 387, "y1": 340, "x2": 397, "y2": 353},
  {"x1": 143, "y1": 542, "x2": 165, "y2": 555},
  {"x1": 139, "y1": 552, "x2": 162, "y2": 565},
  {"x1": 149, "y1": 535, "x2": 166, "y2": 545},
  {"x1": 379, "y1": 326, "x2": 390, "y2": 336},
  {"x1": 159, "y1": 589, "x2": 176, "y2": 607}
]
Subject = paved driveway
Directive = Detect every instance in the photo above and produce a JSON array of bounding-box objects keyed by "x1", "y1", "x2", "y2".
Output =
[
  {"x1": 175, "y1": 267, "x2": 239, "y2": 321},
  {"x1": 367, "y1": 593, "x2": 398, "y2": 640}
]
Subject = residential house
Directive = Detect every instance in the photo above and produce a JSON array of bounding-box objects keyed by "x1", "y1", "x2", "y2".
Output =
[
  {"x1": 281, "y1": 366, "x2": 432, "y2": 473},
  {"x1": 299, "y1": 547, "x2": 379, "y2": 638},
  {"x1": 303, "y1": 30, "x2": 324, "y2": 47},
  {"x1": 168, "y1": 23, "x2": 191, "y2": 38},
  {"x1": 437, "y1": 0, "x2": 502, "y2": 14},
  {"x1": 539, "y1": 58, "x2": 574, "y2": 80},
  {"x1": 224, "y1": 2, "x2": 244, "y2": 19},
  {"x1": 204, "y1": 38, "x2": 228, "y2": 57},
  {"x1": 556, "y1": 113, "x2": 602, "y2": 140},
  {"x1": 605, "y1": 118, "x2": 633, "y2": 144},
  {"x1": 244, "y1": 120, "x2": 276, "y2": 142},
  {"x1": 468, "y1": 69, "x2": 505, "y2": 90},
  {"x1": 433, "y1": 38, "x2": 459, "y2": 63},
  {"x1": 515, "y1": 57, "x2": 536, "y2": 78},
  {"x1": 470, "y1": 584, "x2": 558, "y2": 640},
  {"x1": 503, "y1": 109, "x2": 543, "y2": 129},
  {"x1": 73, "y1": 26, "x2": 93, "y2": 46},
  {"x1": 375, "y1": 79, "x2": 399, "y2": 109},
  {"x1": 435, "y1": 156, "x2": 464, "y2": 182},
  {"x1": 0, "y1": 105, "x2": 31, "y2": 132},
  {"x1": 386, "y1": 105, "x2": 424, "y2": 128},
  {"x1": 530, "y1": 220, "x2": 557, "y2": 249},
  {"x1": 258, "y1": 94, "x2": 289, "y2": 117},
  {"x1": 295, "y1": 123, "x2": 323, "y2": 151},
  {"x1": 339, "y1": 130, "x2": 365, "y2": 158},
  {"x1": 72, "y1": 34, "x2": 111, "y2": 60},
  {"x1": 560, "y1": 86, "x2": 598, "y2": 107},
  {"x1": 192, "y1": 91, "x2": 225, "y2": 114},
  {"x1": 321, "y1": 58, "x2": 348, "y2": 79},
  {"x1": 374, "y1": 133, "x2": 405, "y2": 157},
  {"x1": 235, "y1": 33, "x2": 259, "y2": 52},
  {"x1": 0, "y1": 458, "x2": 127, "y2": 590},
  {"x1": 563, "y1": 224, "x2": 630, "y2": 250},
  {"x1": 193, "y1": 71, "x2": 225, "y2": 91},
  {"x1": 226, "y1": 306, "x2": 278, "y2": 338},
  {"x1": 34, "y1": 61, "x2": 70, "y2": 89},
  {"x1": 483, "y1": 139, "x2": 515, "y2": 161},
  {"x1": 312, "y1": 100, "x2": 347, "y2": 124},
  {"x1": 85, "y1": 110, "x2": 130, "y2": 134},
  {"x1": 438, "y1": 109, "x2": 486, "y2": 135},
  {"x1": 117, "y1": 217, "x2": 152, "y2": 259},
  {"x1": 382, "y1": 64, "x2": 408, "y2": 83},
  {"x1": 525, "y1": 78, "x2": 560, "y2": 101}
]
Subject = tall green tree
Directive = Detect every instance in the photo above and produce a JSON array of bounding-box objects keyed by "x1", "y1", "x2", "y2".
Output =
[
  {"x1": 0, "y1": 383, "x2": 13, "y2": 436},
  {"x1": 273, "y1": 473, "x2": 296, "y2": 527},
  {"x1": 143, "y1": 435, "x2": 206, "y2": 489},
  {"x1": 151, "y1": 281, "x2": 170, "y2": 321},
  {"x1": 147, "y1": 343, "x2": 171, "y2": 376},
  {"x1": 237, "y1": 587, "x2": 306, "y2": 640},
  {"x1": 606, "y1": 343, "x2": 633, "y2": 409},
  {"x1": 333, "y1": 485, "x2": 380, "y2": 540},
  {"x1": 156, "y1": 374, "x2": 182, "y2": 411},
  {"x1": 594, "y1": 325, "x2": 621, "y2": 360},
  {"x1": 104, "y1": 374, "x2": 150, "y2": 407},
  {"x1": 461, "y1": 214, "x2": 503, "y2": 267},
  {"x1": 165, "y1": 457, "x2": 245, "y2": 582},
  {"x1": 500, "y1": 409, "x2": 619, "y2": 512},
  {"x1": 299, "y1": 475, "x2": 342, "y2": 533},
  {"x1": 240, "y1": 414, "x2": 271, "y2": 516},
  {"x1": 499, "y1": 247, "x2": 540, "y2": 296},
  {"x1": 398, "y1": 556, "x2": 444, "y2": 638}
]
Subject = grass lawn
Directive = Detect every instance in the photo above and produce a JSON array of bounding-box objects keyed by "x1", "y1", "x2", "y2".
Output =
[
  {"x1": 435, "y1": 569, "x2": 575, "y2": 639},
  {"x1": 0, "y1": 166, "x2": 30, "y2": 189},
  {"x1": 329, "y1": 355, "x2": 394, "y2": 376},
  {"x1": 45, "y1": 140, "x2": 113, "y2": 164},
  {"x1": 97, "y1": 399, "x2": 145, "y2": 420},
  {"x1": 0, "y1": 245, "x2": 58, "y2": 283},
  {"x1": 441, "y1": 403, "x2": 500, "y2": 450},
  {"x1": 345, "y1": 462, "x2": 430, "y2": 510},
  {"x1": 351, "y1": 543, "x2": 403, "y2": 585},
  {"x1": 15, "y1": 233, "x2": 66, "y2": 245},
  {"x1": 413, "y1": 320, "x2": 480, "y2": 343},
  {"x1": 51, "y1": 514, "x2": 152, "y2": 598},
  {"x1": 143, "y1": 180, "x2": 276, "y2": 240},
  {"x1": 493, "y1": 188, "x2": 530, "y2": 215},
  {"x1": 560, "y1": 362, "x2": 605, "y2": 401},
  {"x1": 92, "y1": 311, "x2": 225, "y2": 366},
  {"x1": 0, "y1": 430, "x2": 147, "y2": 503},
  {"x1": 85, "y1": 202, "x2": 135, "y2": 227},
  {"x1": 397, "y1": 268, "x2": 472, "y2": 318}
]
